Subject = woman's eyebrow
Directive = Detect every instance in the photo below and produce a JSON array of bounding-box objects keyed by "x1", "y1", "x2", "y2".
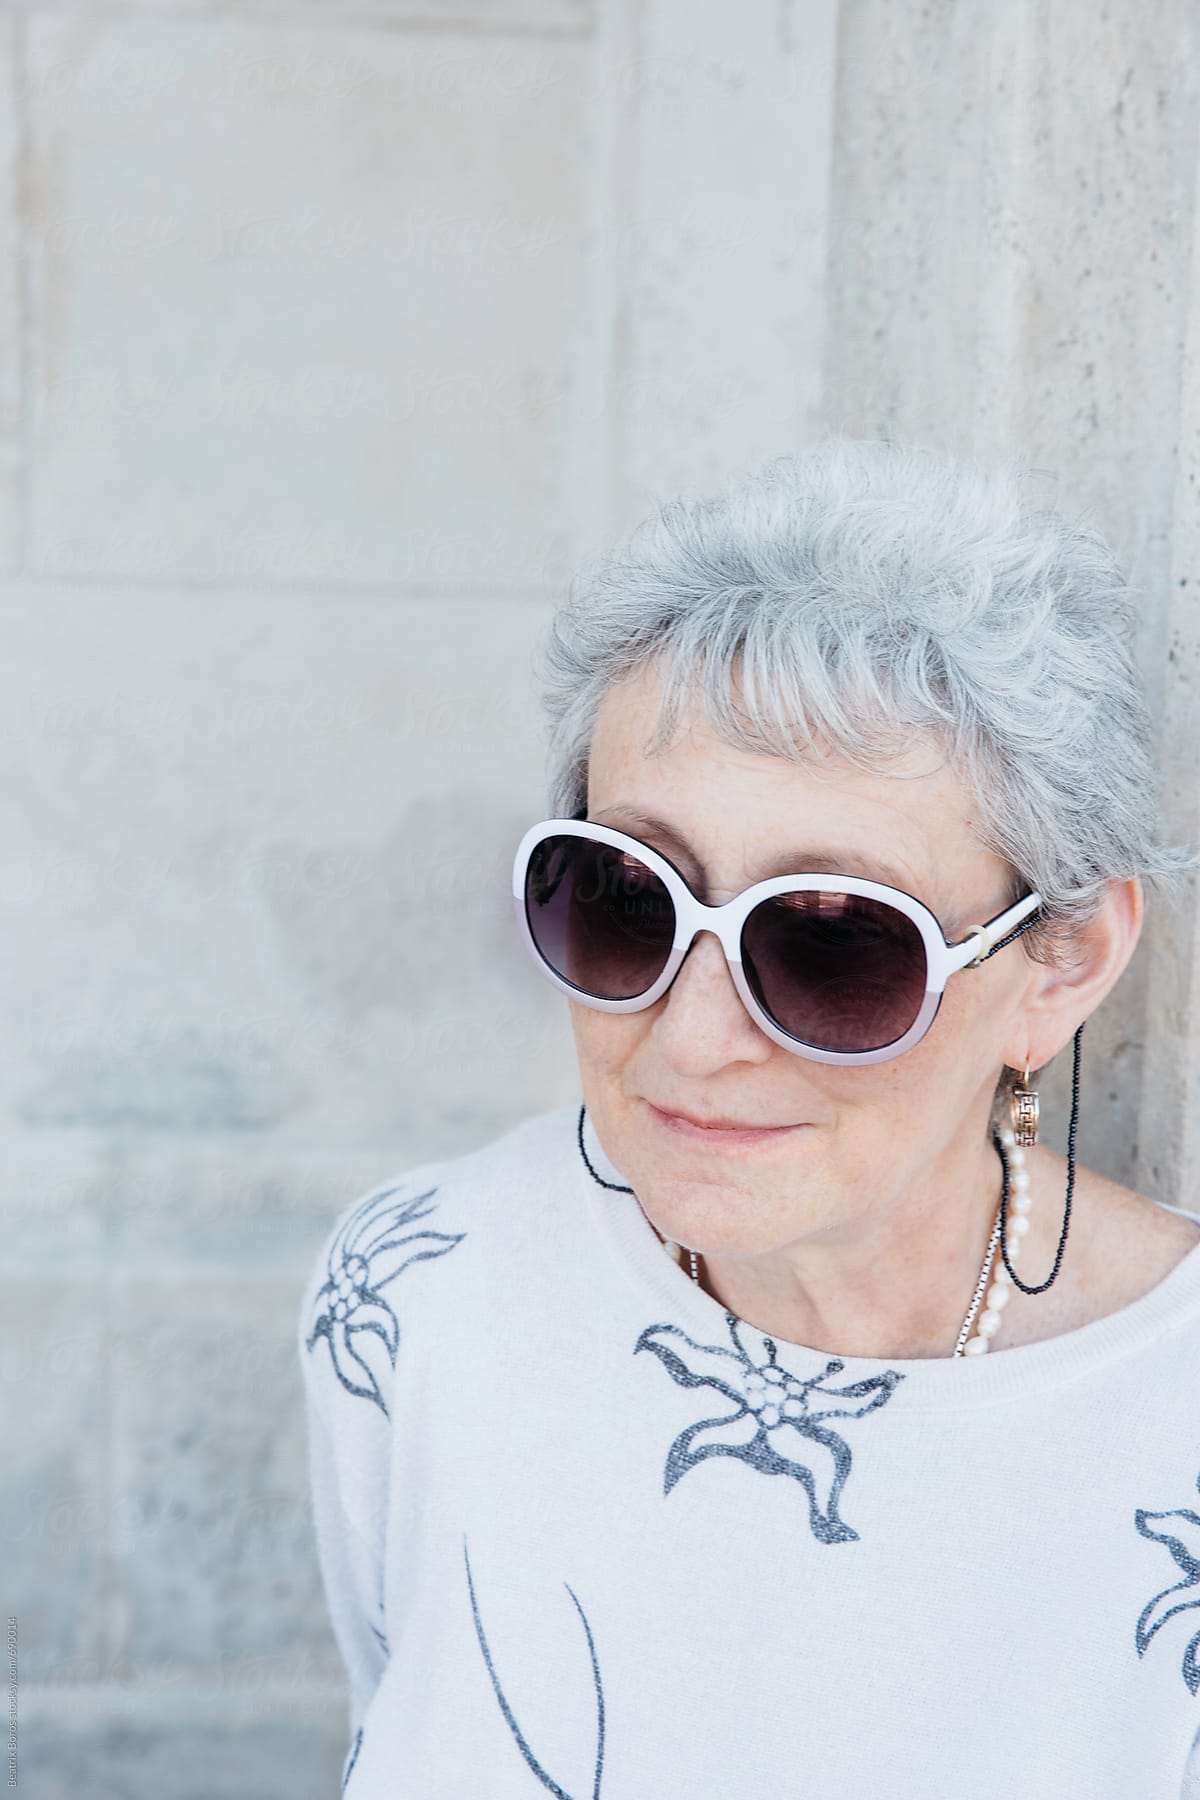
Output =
[{"x1": 590, "y1": 806, "x2": 917, "y2": 893}]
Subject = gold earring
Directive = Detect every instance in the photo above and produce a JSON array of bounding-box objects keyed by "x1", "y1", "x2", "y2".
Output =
[{"x1": 1009, "y1": 1062, "x2": 1039, "y2": 1146}]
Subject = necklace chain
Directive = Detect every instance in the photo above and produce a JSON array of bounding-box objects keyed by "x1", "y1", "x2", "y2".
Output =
[{"x1": 663, "y1": 1123, "x2": 1031, "y2": 1359}]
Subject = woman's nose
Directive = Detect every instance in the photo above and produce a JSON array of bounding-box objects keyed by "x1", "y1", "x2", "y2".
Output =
[{"x1": 651, "y1": 929, "x2": 772, "y2": 1060}]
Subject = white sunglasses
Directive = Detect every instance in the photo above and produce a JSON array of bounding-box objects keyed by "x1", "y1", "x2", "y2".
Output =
[{"x1": 512, "y1": 816, "x2": 1045, "y2": 1066}]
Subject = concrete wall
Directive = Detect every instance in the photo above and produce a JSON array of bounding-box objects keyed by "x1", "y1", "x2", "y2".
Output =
[
  {"x1": 825, "y1": 0, "x2": 1200, "y2": 1199},
  {"x1": 4, "y1": 2, "x2": 1196, "y2": 1791}
]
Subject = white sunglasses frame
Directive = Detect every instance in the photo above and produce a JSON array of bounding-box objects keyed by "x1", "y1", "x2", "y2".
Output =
[{"x1": 511, "y1": 817, "x2": 1045, "y2": 1067}]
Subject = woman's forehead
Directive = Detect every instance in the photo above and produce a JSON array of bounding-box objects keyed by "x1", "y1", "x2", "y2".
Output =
[
  {"x1": 591, "y1": 660, "x2": 951, "y2": 791},
  {"x1": 589, "y1": 800, "x2": 924, "y2": 895},
  {"x1": 588, "y1": 734, "x2": 974, "y2": 864},
  {"x1": 587, "y1": 666, "x2": 1007, "y2": 893},
  {"x1": 586, "y1": 762, "x2": 1013, "y2": 928}
]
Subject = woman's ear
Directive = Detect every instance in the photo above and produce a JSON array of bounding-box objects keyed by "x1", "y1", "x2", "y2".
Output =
[{"x1": 1009, "y1": 877, "x2": 1144, "y2": 1071}]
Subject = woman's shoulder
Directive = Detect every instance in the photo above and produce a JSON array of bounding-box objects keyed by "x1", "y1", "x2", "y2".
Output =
[
  {"x1": 310, "y1": 1105, "x2": 574, "y2": 1251},
  {"x1": 296, "y1": 1105, "x2": 580, "y2": 1423},
  {"x1": 298, "y1": 1106, "x2": 578, "y2": 1336},
  {"x1": 1002, "y1": 1144, "x2": 1200, "y2": 1348},
  {"x1": 1069, "y1": 1154, "x2": 1200, "y2": 1291}
]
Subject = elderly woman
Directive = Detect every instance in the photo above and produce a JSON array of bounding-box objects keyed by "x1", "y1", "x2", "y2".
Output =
[{"x1": 299, "y1": 441, "x2": 1200, "y2": 1798}]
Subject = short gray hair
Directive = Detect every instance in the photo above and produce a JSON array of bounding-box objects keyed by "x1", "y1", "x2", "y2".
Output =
[{"x1": 532, "y1": 438, "x2": 1199, "y2": 970}]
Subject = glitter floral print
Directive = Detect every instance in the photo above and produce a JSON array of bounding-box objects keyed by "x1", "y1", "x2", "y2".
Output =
[
  {"x1": 341, "y1": 1727, "x2": 364, "y2": 1793},
  {"x1": 634, "y1": 1311, "x2": 905, "y2": 1543},
  {"x1": 463, "y1": 1535, "x2": 606, "y2": 1800},
  {"x1": 1135, "y1": 1470, "x2": 1200, "y2": 1696},
  {"x1": 305, "y1": 1179, "x2": 465, "y2": 1417}
]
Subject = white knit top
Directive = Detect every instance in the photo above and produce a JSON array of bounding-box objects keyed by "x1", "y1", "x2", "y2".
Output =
[{"x1": 297, "y1": 1101, "x2": 1200, "y2": 1798}]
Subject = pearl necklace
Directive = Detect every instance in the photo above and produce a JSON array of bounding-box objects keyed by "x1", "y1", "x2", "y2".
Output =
[{"x1": 660, "y1": 1123, "x2": 1032, "y2": 1358}]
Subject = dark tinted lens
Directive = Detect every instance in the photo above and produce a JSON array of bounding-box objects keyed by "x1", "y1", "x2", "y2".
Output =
[
  {"x1": 741, "y1": 889, "x2": 927, "y2": 1052},
  {"x1": 524, "y1": 832, "x2": 675, "y2": 999}
]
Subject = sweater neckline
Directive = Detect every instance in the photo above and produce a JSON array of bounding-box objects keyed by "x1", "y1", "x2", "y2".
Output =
[{"x1": 570, "y1": 1102, "x2": 1200, "y2": 1413}]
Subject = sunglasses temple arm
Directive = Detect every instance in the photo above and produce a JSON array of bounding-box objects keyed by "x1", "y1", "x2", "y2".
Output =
[{"x1": 951, "y1": 894, "x2": 1045, "y2": 970}]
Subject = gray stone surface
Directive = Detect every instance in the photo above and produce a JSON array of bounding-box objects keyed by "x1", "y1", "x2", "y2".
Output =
[
  {"x1": 18, "y1": 1686, "x2": 348, "y2": 1800},
  {"x1": 0, "y1": 1126, "x2": 468, "y2": 1275},
  {"x1": 1139, "y1": 188, "x2": 1200, "y2": 1202},
  {"x1": 823, "y1": 0, "x2": 1200, "y2": 1197},
  {"x1": 0, "y1": 19, "x2": 19, "y2": 571},
  {"x1": 109, "y1": 1276, "x2": 327, "y2": 1675},
  {"x1": 613, "y1": 0, "x2": 837, "y2": 528},
  {"x1": 0, "y1": 585, "x2": 570, "y2": 1143},
  {"x1": 25, "y1": 14, "x2": 594, "y2": 587},
  {"x1": 7, "y1": 0, "x2": 590, "y2": 24},
  {"x1": 0, "y1": 1279, "x2": 108, "y2": 1683}
]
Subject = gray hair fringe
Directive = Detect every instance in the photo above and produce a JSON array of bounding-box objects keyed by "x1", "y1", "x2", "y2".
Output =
[{"x1": 532, "y1": 439, "x2": 1199, "y2": 987}]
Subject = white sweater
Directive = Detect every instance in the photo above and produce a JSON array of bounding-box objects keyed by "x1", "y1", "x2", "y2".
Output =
[{"x1": 297, "y1": 1101, "x2": 1200, "y2": 1798}]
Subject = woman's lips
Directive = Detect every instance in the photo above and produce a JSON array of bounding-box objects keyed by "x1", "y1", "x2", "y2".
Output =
[{"x1": 645, "y1": 1101, "x2": 804, "y2": 1148}]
